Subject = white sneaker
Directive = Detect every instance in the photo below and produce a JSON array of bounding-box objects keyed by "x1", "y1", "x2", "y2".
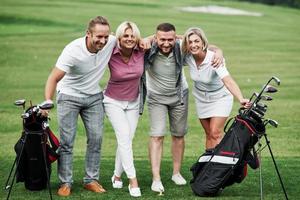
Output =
[
  {"x1": 171, "y1": 173, "x2": 187, "y2": 185},
  {"x1": 128, "y1": 185, "x2": 141, "y2": 197},
  {"x1": 111, "y1": 175, "x2": 123, "y2": 189},
  {"x1": 151, "y1": 180, "x2": 165, "y2": 192}
]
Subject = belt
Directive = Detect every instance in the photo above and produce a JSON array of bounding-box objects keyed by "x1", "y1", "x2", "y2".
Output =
[{"x1": 194, "y1": 84, "x2": 224, "y2": 93}]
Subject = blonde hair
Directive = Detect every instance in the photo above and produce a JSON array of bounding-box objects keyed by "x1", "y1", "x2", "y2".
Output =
[
  {"x1": 182, "y1": 27, "x2": 208, "y2": 55},
  {"x1": 115, "y1": 21, "x2": 141, "y2": 46}
]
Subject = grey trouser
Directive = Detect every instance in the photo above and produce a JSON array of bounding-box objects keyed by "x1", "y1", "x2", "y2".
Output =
[
  {"x1": 57, "y1": 93, "x2": 104, "y2": 185},
  {"x1": 147, "y1": 89, "x2": 189, "y2": 137}
]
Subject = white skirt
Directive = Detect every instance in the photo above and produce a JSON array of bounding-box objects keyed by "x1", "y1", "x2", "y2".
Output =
[{"x1": 193, "y1": 87, "x2": 233, "y2": 119}]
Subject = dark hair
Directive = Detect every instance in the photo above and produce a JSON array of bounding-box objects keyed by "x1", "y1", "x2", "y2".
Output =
[
  {"x1": 156, "y1": 23, "x2": 176, "y2": 32},
  {"x1": 87, "y1": 16, "x2": 110, "y2": 32}
]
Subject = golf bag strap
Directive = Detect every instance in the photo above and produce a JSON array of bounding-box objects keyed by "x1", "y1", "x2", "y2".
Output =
[
  {"x1": 224, "y1": 117, "x2": 235, "y2": 132},
  {"x1": 47, "y1": 129, "x2": 59, "y2": 151}
]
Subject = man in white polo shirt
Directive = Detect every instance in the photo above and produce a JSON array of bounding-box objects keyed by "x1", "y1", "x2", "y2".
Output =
[{"x1": 44, "y1": 16, "x2": 116, "y2": 197}]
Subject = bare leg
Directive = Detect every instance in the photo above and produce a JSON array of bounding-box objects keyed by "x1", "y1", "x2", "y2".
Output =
[
  {"x1": 209, "y1": 117, "x2": 227, "y2": 148},
  {"x1": 149, "y1": 136, "x2": 164, "y2": 181},
  {"x1": 171, "y1": 136, "x2": 185, "y2": 175},
  {"x1": 129, "y1": 177, "x2": 138, "y2": 188},
  {"x1": 199, "y1": 118, "x2": 211, "y2": 149}
]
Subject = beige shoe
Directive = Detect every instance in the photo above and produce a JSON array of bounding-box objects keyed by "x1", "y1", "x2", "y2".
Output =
[
  {"x1": 171, "y1": 173, "x2": 187, "y2": 185},
  {"x1": 111, "y1": 175, "x2": 123, "y2": 189},
  {"x1": 84, "y1": 181, "x2": 106, "y2": 193},
  {"x1": 57, "y1": 184, "x2": 71, "y2": 197},
  {"x1": 151, "y1": 180, "x2": 164, "y2": 192},
  {"x1": 128, "y1": 185, "x2": 141, "y2": 197}
]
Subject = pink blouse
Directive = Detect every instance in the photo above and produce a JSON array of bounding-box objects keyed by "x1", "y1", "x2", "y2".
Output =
[{"x1": 105, "y1": 47, "x2": 144, "y2": 101}]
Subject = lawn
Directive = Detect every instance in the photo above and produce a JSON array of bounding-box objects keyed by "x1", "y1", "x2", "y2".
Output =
[{"x1": 0, "y1": 0, "x2": 300, "y2": 199}]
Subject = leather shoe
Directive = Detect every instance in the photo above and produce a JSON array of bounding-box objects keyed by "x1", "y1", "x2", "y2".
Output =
[
  {"x1": 57, "y1": 184, "x2": 71, "y2": 197},
  {"x1": 84, "y1": 181, "x2": 106, "y2": 193}
]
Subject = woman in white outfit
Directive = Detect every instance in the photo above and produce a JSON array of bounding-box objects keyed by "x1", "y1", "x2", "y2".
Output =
[
  {"x1": 103, "y1": 21, "x2": 145, "y2": 197},
  {"x1": 182, "y1": 27, "x2": 250, "y2": 150}
]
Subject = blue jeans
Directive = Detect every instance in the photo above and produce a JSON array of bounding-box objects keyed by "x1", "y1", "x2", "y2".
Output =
[{"x1": 56, "y1": 93, "x2": 104, "y2": 185}]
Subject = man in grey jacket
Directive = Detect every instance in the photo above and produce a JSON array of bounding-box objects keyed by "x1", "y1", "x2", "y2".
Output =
[{"x1": 145, "y1": 23, "x2": 223, "y2": 192}]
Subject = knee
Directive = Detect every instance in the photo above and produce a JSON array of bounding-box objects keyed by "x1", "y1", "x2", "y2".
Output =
[
  {"x1": 172, "y1": 135, "x2": 184, "y2": 143},
  {"x1": 209, "y1": 127, "x2": 223, "y2": 141},
  {"x1": 151, "y1": 136, "x2": 164, "y2": 143}
]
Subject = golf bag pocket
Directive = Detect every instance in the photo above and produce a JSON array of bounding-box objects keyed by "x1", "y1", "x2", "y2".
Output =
[
  {"x1": 15, "y1": 133, "x2": 50, "y2": 190},
  {"x1": 191, "y1": 152, "x2": 237, "y2": 196}
]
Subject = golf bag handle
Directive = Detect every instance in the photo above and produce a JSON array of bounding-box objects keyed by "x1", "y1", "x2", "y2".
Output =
[{"x1": 224, "y1": 117, "x2": 235, "y2": 133}]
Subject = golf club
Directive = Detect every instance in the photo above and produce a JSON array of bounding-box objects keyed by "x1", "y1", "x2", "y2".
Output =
[
  {"x1": 14, "y1": 99, "x2": 26, "y2": 112},
  {"x1": 244, "y1": 76, "x2": 281, "y2": 116},
  {"x1": 264, "y1": 119, "x2": 278, "y2": 128},
  {"x1": 264, "y1": 85, "x2": 278, "y2": 93}
]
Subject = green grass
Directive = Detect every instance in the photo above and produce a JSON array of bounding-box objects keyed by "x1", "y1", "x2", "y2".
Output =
[{"x1": 1, "y1": 0, "x2": 300, "y2": 199}]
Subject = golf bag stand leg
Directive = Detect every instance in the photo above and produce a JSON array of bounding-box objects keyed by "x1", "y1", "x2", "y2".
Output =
[
  {"x1": 258, "y1": 140, "x2": 263, "y2": 200},
  {"x1": 5, "y1": 157, "x2": 17, "y2": 189},
  {"x1": 41, "y1": 136, "x2": 53, "y2": 200},
  {"x1": 5, "y1": 134, "x2": 28, "y2": 200},
  {"x1": 263, "y1": 134, "x2": 289, "y2": 200}
]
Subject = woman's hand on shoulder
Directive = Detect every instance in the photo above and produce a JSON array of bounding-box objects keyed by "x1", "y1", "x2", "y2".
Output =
[{"x1": 139, "y1": 35, "x2": 154, "y2": 50}]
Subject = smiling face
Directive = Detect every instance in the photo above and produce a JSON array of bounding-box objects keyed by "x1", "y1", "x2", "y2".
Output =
[
  {"x1": 119, "y1": 28, "x2": 137, "y2": 50},
  {"x1": 156, "y1": 30, "x2": 176, "y2": 55},
  {"x1": 187, "y1": 33, "x2": 204, "y2": 55},
  {"x1": 86, "y1": 24, "x2": 110, "y2": 53}
]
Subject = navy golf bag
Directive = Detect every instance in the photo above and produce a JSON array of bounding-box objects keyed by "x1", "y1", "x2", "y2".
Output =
[{"x1": 190, "y1": 111, "x2": 265, "y2": 197}]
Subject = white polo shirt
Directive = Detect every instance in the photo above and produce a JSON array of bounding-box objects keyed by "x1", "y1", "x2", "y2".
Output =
[
  {"x1": 56, "y1": 35, "x2": 116, "y2": 97},
  {"x1": 185, "y1": 50, "x2": 229, "y2": 92}
]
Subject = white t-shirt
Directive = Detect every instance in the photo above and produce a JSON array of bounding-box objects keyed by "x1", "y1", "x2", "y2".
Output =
[
  {"x1": 56, "y1": 35, "x2": 116, "y2": 97},
  {"x1": 185, "y1": 50, "x2": 229, "y2": 92}
]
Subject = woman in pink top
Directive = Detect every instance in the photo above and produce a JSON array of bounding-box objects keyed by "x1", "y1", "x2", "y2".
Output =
[{"x1": 103, "y1": 21, "x2": 144, "y2": 197}]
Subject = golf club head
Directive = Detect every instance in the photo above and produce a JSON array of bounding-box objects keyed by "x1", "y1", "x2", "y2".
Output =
[
  {"x1": 253, "y1": 92, "x2": 259, "y2": 98},
  {"x1": 249, "y1": 92, "x2": 258, "y2": 102},
  {"x1": 256, "y1": 102, "x2": 267, "y2": 112},
  {"x1": 265, "y1": 119, "x2": 278, "y2": 128},
  {"x1": 263, "y1": 85, "x2": 278, "y2": 93},
  {"x1": 250, "y1": 109, "x2": 264, "y2": 119},
  {"x1": 253, "y1": 107, "x2": 265, "y2": 117},
  {"x1": 271, "y1": 76, "x2": 281, "y2": 86},
  {"x1": 268, "y1": 119, "x2": 278, "y2": 128},
  {"x1": 260, "y1": 95, "x2": 273, "y2": 101},
  {"x1": 14, "y1": 99, "x2": 26, "y2": 106},
  {"x1": 39, "y1": 101, "x2": 54, "y2": 110}
]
